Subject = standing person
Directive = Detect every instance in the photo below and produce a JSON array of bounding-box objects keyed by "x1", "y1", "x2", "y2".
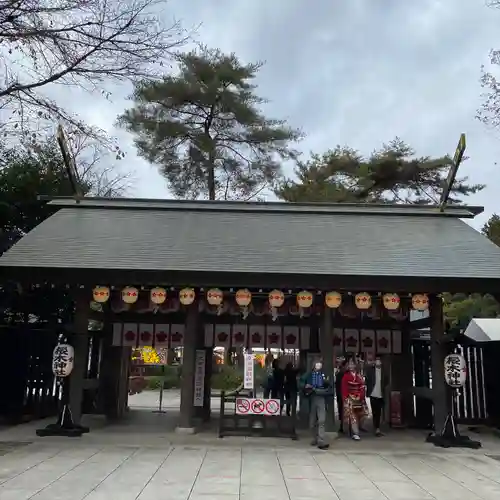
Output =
[
  {"x1": 284, "y1": 361, "x2": 299, "y2": 416},
  {"x1": 335, "y1": 359, "x2": 348, "y2": 434},
  {"x1": 301, "y1": 359, "x2": 332, "y2": 450},
  {"x1": 341, "y1": 357, "x2": 368, "y2": 441},
  {"x1": 270, "y1": 357, "x2": 285, "y2": 399},
  {"x1": 365, "y1": 355, "x2": 387, "y2": 437}
]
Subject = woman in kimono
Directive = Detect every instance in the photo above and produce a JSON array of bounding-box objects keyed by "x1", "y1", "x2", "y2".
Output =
[{"x1": 341, "y1": 357, "x2": 368, "y2": 441}]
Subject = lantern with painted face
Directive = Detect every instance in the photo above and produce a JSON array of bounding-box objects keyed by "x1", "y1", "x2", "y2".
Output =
[
  {"x1": 412, "y1": 293, "x2": 429, "y2": 311},
  {"x1": 92, "y1": 286, "x2": 110, "y2": 303},
  {"x1": 297, "y1": 290, "x2": 313, "y2": 318},
  {"x1": 355, "y1": 292, "x2": 371, "y2": 310},
  {"x1": 122, "y1": 286, "x2": 139, "y2": 304},
  {"x1": 150, "y1": 287, "x2": 167, "y2": 305},
  {"x1": 325, "y1": 291, "x2": 342, "y2": 309},
  {"x1": 207, "y1": 288, "x2": 224, "y2": 315},
  {"x1": 52, "y1": 343, "x2": 74, "y2": 377},
  {"x1": 268, "y1": 289, "x2": 284, "y2": 321},
  {"x1": 383, "y1": 293, "x2": 400, "y2": 310},
  {"x1": 179, "y1": 288, "x2": 195, "y2": 306},
  {"x1": 235, "y1": 289, "x2": 252, "y2": 319}
]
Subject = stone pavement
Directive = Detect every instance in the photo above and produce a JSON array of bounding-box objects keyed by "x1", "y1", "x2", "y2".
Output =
[{"x1": 1, "y1": 440, "x2": 500, "y2": 500}]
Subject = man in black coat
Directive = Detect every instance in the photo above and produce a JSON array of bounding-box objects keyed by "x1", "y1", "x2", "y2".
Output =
[{"x1": 365, "y1": 355, "x2": 388, "y2": 437}]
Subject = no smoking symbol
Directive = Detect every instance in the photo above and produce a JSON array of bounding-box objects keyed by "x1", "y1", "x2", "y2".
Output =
[
  {"x1": 251, "y1": 399, "x2": 265, "y2": 414},
  {"x1": 236, "y1": 399, "x2": 250, "y2": 414},
  {"x1": 266, "y1": 400, "x2": 279, "y2": 415}
]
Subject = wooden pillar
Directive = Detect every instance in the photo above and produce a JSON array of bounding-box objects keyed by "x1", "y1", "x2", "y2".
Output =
[
  {"x1": 202, "y1": 347, "x2": 213, "y2": 421},
  {"x1": 429, "y1": 294, "x2": 449, "y2": 433},
  {"x1": 69, "y1": 293, "x2": 90, "y2": 425},
  {"x1": 320, "y1": 307, "x2": 335, "y2": 431},
  {"x1": 176, "y1": 301, "x2": 199, "y2": 432}
]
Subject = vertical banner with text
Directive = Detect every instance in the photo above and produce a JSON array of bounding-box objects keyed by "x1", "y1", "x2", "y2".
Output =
[
  {"x1": 244, "y1": 353, "x2": 254, "y2": 390},
  {"x1": 193, "y1": 350, "x2": 206, "y2": 407}
]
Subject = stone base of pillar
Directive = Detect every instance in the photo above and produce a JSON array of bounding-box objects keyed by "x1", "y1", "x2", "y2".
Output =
[{"x1": 175, "y1": 426, "x2": 196, "y2": 435}]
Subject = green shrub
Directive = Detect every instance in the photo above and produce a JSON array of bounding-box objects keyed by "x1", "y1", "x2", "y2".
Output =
[{"x1": 211, "y1": 365, "x2": 243, "y2": 391}]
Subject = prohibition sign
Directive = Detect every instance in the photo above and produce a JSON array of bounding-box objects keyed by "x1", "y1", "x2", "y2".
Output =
[
  {"x1": 265, "y1": 399, "x2": 279, "y2": 415},
  {"x1": 251, "y1": 399, "x2": 265, "y2": 414},
  {"x1": 236, "y1": 398, "x2": 250, "y2": 414}
]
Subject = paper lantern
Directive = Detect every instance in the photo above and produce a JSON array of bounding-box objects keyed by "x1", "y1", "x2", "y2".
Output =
[
  {"x1": 268, "y1": 290, "x2": 284, "y2": 308},
  {"x1": 297, "y1": 290, "x2": 313, "y2": 309},
  {"x1": 235, "y1": 289, "x2": 252, "y2": 307},
  {"x1": 122, "y1": 286, "x2": 139, "y2": 304},
  {"x1": 179, "y1": 288, "x2": 195, "y2": 306},
  {"x1": 52, "y1": 343, "x2": 74, "y2": 378},
  {"x1": 206, "y1": 288, "x2": 223, "y2": 306},
  {"x1": 383, "y1": 293, "x2": 400, "y2": 310},
  {"x1": 355, "y1": 292, "x2": 371, "y2": 310},
  {"x1": 444, "y1": 354, "x2": 467, "y2": 388},
  {"x1": 92, "y1": 286, "x2": 110, "y2": 303},
  {"x1": 325, "y1": 291, "x2": 342, "y2": 308},
  {"x1": 150, "y1": 287, "x2": 167, "y2": 305},
  {"x1": 412, "y1": 293, "x2": 429, "y2": 311}
]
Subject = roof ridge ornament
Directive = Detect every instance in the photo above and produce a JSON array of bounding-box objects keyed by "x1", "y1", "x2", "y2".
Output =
[{"x1": 439, "y1": 133, "x2": 466, "y2": 212}]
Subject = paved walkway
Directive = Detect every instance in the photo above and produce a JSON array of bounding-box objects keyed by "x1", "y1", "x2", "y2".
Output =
[{"x1": 1, "y1": 440, "x2": 500, "y2": 499}]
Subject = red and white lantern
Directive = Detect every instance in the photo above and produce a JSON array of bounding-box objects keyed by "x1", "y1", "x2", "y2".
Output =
[
  {"x1": 412, "y1": 293, "x2": 429, "y2": 311},
  {"x1": 92, "y1": 286, "x2": 110, "y2": 303},
  {"x1": 383, "y1": 293, "x2": 400, "y2": 311},
  {"x1": 297, "y1": 290, "x2": 313, "y2": 318},
  {"x1": 325, "y1": 291, "x2": 342, "y2": 309},
  {"x1": 355, "y1": 292, "x2": 371, "y2": 310},
  {"x1": 207, "y1": 288, "x2": 224, "y2": 315},
  {"x1": 122, "y1": 286, "x2": 139, "y2": 304},
  {"x1": 150, "y1": 287, "x2": 167, "y2": 305},
  {"x1": 235, "y1": 289, "x2": 252, "y2": 319},
  {"x1": 268, "y1": 289, "x2": 284, "y2": 322},
  {"x1": 179, "y1": 287, "x2": 195, "y2": 306}
]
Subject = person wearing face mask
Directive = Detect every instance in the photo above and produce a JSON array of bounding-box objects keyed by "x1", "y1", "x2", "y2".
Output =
[
  {"x1": 301, "y1": 359, "x2": 332, "y2": 450},
  {"x1": 365, "y1": 356, "x2": 388, "y2": 437},
  {"x1": 341, "y1": 357, "x2": 368, "y2": 441}
]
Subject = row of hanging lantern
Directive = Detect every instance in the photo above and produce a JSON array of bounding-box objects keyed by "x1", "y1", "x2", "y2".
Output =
[{"x1": 92, "y1": 286, "x2": 430, "y2": 320}]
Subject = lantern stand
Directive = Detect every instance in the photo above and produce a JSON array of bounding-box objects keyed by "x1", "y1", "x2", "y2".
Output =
[{"x1": 36, "y1": 335, "x2": 90, "y2": 438}]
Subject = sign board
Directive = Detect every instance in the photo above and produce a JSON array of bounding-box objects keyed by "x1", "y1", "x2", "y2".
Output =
[
  {"x1": 243, "y1": 353, "x2": 254, "y2": 389},
  {"x1": 235, "y1": 398, "x2": 281, "y2": 416},
  {"x1": 439, "y1": 133, "x2": 466, "y2": 210},
  {"x1": 193, "y1": 350, "x2": 206, "y2": 407}
]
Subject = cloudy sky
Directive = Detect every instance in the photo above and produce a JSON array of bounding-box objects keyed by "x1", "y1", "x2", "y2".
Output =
[{"x1": 56, "y1": 0, "x2": 500, "y2": 229}]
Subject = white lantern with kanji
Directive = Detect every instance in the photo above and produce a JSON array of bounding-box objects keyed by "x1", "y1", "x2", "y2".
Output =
[
  {"x1": 52, "y1": 343, "x2": 74, "y2": 378},
  {"x1": 179, "y1": 288, "x2": 195, "y2": 306},
  {"x1": 235, "y1": 289, "x2": 252, "y2": 319},
  {"x1": 297, "y1": 290, "x2": 313, "y2": 318},
  {"x1": 355, "y1": 292, "x2": 371, "y2": 310},
  {"x1": 412, "y1": 293, "x2": 429, "y2": 311},
  {"x1": 268, "y1": 289, "x2": 284, "y2": 322},
  {"x1": 444, "y1": 353, "x2": 467, "y2": 388},
  {"x1": 383, "y1": 293, "x2": 400, "y2": 311},
  {"x1": 150, "y1": 287, "x2": 167, "y2": 305},
  {"x1": 325, "y1": 291, "x2": 342, "y2": 309},
  {"x1": 93, "y1": 286, "x2": 110, "y2": 303},
  {"x1": 122, "y1": 286, "x2": 139, "y2": 304}
]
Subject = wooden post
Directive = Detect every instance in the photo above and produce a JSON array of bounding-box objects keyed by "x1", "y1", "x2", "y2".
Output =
[
  {"x1": 176, "y1": 301, "x2": 199, "y2": 433},
  {"x1": 429, "y1": 294, "x2": 449, "y2": 433},
  {"x1": 320, "y1": 306, "x2": 335, "y2": 432},
  {"x1": 69, "y1": 292, "x2": 90, "y2": 425}
]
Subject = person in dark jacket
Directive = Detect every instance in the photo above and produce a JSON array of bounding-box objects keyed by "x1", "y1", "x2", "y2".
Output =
[
  {"x1": 365, "y1": 355, "x2": 388, "y2": 436},
  {"x1": 270, "y1": 358, "x2": 285, "y2": 399},
  {"x1": 283, "y1": 361, "x2": 299, "y2": 416},
  {"x1": 335, "y1": 359, "x2": 348, "y2": 433}
]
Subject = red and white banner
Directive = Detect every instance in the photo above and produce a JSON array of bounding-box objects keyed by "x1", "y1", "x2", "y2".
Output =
[
  {"x1": 170, "y1": 324, "x2": 185, "y2": 348},
  {"x1": 361, "y1": 329, "x2": 376, "y2": 354},
  {"x1": 138, "y1": 324, "x2": 154, "y2": 346},
  {"x1": 392, "y1": 330, "x2": 402, "y2": 354},
  {"x1": 204, "y1": 324, "x2": 214, "y2": 348},
  {"x1": 300, "y1": 326, "x2": 311, "y2": 350},
  {"x1": 112, "y1": 323, "x2": 123, "y2": 346},
  {"x1": 235, "y1": 398, "x2": 280, "y2": 416},
  {"x1": 249, "y1": 325, "x2": 265, "y2": 348},
  {"x1": 122, "y1": 323, "x2": 138, "y2": 347},
  {"x1": 376, "y1": 329, "x2": 391, "y2": 354},
  {"x1": 283, "y1": 326, "x2": 299, "y2": 349},
  {"x1": 332, "y1": 328, "x2": 344, "y2": 351},
  {"x1": 214, "y1": 324, "x2": 231, "y2": 348},
  {"x1": 154, "y1": 324, "x2": 169, "y2": 348},
  {"x1": 232, "y1": 324, "x2": 248, "y2": 348},
  {"x1": 266, "y1": 325, "x2": 282, "y2": 349},
  {"x1": 344, "y1": 328, "x2": 359, "y2": 353}
]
